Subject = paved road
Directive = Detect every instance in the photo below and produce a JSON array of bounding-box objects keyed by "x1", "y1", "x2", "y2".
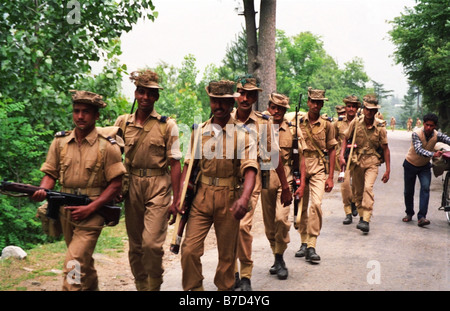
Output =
[{"x1": 161, "y1": 130, "x2": 450, "y2": 291}]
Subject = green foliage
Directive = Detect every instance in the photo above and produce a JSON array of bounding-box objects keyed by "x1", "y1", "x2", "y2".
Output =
[
  {"x1": 0, "y1": 0, "x2": 156, "y2": 250},
  {"x1": 389, "y1": 0, "x2": 450, "y2": 132}
]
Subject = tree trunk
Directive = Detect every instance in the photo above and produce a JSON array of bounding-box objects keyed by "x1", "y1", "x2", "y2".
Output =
[
  {"x1": 243, "y1": 0, "x2": 258, "y2": 74},
  {"x1": 255, "y1": 0, "x2": 276, "y2": 112}
]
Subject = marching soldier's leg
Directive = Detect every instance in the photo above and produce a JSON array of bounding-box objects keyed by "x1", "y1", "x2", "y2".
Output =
[
  {"x1": 141, "y1": 175, "x2": 171, "y2": 291},
  {"x1": 357, "y1": 165, "x2": 379, "y2": 233},
  {"x1": 341, "y1": 170, "x2": 353, "y2": 224},
  {"x1": 304, "y1": 171, "x2": 325, "y2": 263},
  {"x1": 61, "y1": 208, "x2": 104, "y2": 291},
  {"x1": 125, "y1": 177, "x2": 149, "y2": 290},
  {"x1": 181, "y1": 185, "x2": 213, "y2": 291},
  {"x1": 235, "y1": 190, "x2": 259, "y2": 290},
  {"x1": 214, "y1": 187, "x2": 240, "y2": 291},
  {"x1": 295, "y1": 180, "x2": 309, "y2": 258}
]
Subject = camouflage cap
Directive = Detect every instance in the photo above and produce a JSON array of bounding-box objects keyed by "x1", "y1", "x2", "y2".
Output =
[
  {"x1": 307, "y1": 87, "x2": 328, "y2": 101},
  {"x1": 343, "y1": 95, "x2": 361, "y2": 107},
  {"x1": 205, "y1": 80, "x2": 240, "y2": 98},
  {"x1": 70, "y1": 90, "x2": 107, "y2": 108},
  {"x1": 129, "y1": 69, "x2": 163, "y2": 89},
  {"x1": 335, "y1": 105, "x2": 345, "y2": 113},
  {"x1": 236, "y1": 75, "x2": 263, "y2": 92},
  {"x1": 269, "y1": 92, "x2": 290, "y2": 109},
  {"x1": 363, "y1": 94, "x2": 381, "y2": 109}
]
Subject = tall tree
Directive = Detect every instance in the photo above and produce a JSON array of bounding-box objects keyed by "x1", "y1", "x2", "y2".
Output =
[
  {"x1": 242, "y1": 0, "x2": 277, "y2": 111},
  {"x1": 389, "y1": 0, "x2": 450, "y2": 132}
]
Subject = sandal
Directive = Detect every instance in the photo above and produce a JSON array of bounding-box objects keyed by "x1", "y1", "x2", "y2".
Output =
[
  {"x1": 418, "y1": 218, "x2": 430, "y2": 227},
  {"x1": 402, "y1": 214, "x2": 413, "y2": 222}
]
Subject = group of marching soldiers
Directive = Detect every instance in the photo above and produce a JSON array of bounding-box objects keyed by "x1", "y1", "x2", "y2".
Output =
[{"x1": 32, "y1": 69, "x2": 390, "y2": 291}]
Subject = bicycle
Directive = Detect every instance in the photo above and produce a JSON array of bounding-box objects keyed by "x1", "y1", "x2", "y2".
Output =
[{"x1": 438, "y1": 151, "x2": 450, "y2": 225}]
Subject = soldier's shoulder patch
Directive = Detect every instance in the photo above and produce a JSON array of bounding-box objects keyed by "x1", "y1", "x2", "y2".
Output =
[
  {"x1": 159, "y1": 115, "x2": 168, "y2": 123},
  {"x1": 55, "y1": 130, "x2": 71, "y2": 137},
  {"x1": 338, "y1": 116, "x2": 344, "y2": 121},
  {"x1": 254, "y1": 110, "x2": 271, "y2": 121},
  {"x1": 321, "y1": 115, "x2": 333, "y2": 122}
]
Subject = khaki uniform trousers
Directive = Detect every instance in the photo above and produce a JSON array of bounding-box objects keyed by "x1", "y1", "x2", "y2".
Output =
[
  {"x1": 59, "y1": 206, "x2": 104, "y2": 291},
  {"x1": 125, "y1": 173, "x2": 171, "y2": 291},
  {"x1": 298, "y1": 157, "x2": 325, "y2": 248},
  {"x1": 261, "y1": 168, "x2": 291, "y2": 255},
  {"x1": 351, "y1": 164, "x2": 379, "y2": 222},
  {"x1": 181, "y1": 183, "x2": 240, "y2": 291},
  {"x1": 236, "y1": 170, "x2": 261, "y2": 279},
  {"x1": 341, "y1": 170, "x2": 356, "y2": 215}
]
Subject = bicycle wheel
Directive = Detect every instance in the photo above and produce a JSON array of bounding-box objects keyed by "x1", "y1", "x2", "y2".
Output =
[{"x1": 442, "y1": 171, "x2": 450, "y2": 225}]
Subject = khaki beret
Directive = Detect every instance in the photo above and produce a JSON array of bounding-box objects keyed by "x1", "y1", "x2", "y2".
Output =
[
  {"x1": 70, "y1": 90, "x2": 107, "y2": 108},
  {"x1": 130, "y1": 69, "x2": 163, "y2": 89},
  {"x1": 205, "y1": 80, "x2": 240, "y2": 98},
  {"x1": 269, "y1": 92, "x2": 290, "y2": 109}
]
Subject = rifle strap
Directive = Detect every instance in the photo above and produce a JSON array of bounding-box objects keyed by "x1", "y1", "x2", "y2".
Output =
[
  {"x1": 58, "y1": 132, "x2": 107, "y2": 194},
  {"x1": 302, "y1": 122, "x2": 325, "y2": 160},
  {"x1": 124, "y1": 116, "x2": 161, "y2": 168}
]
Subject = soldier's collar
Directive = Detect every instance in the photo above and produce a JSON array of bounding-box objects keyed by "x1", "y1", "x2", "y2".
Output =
[{"x1": 71, "y1": 127, "x2": 99, "y2": 146}]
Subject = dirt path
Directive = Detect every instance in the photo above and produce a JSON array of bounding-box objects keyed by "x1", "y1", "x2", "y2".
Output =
[{"x1": 17, "y1": 130, "x2": 450, "y2": 291}]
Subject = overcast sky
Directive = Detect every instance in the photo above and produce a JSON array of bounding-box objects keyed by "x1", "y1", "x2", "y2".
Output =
[{"x1": 117, "y1": 0, "x2": 416, "y2": 101}]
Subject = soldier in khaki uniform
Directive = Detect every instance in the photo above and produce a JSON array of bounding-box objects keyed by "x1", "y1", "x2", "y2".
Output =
[
  {"x1": 262, "y1": 92, "x2": 306, "y2": 280},
  {"x1": 334, "y1": 95, "x2": 361, "y2": 225},
  {"x1": 390, "y1": 116, "x2": 396, "y2": 132},
  {"x1": 407, "y1": 117, "x2": 413, "y2": 132},
  {"x1": 114, "y1": 70, "x2": 182, "y2": 291},
  {"x1": 339, "y1": 94, "x2": 391, "y2": 233},
  {"x1": 232, "y1": 76, "x2": 291, "y2": 291},
  {"x1": 295, "y1": 87, "x2": 337, "y2": 263},
  {"x1": 32, "y1": 90, "x2": 126, "y2": 291},
  {"x1": 179, "y1": 80, "x2": 258, "y2": 291}
]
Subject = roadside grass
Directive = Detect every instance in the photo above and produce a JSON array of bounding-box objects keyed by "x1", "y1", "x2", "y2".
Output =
[{"x1": 0, "y1": 218, "x2": 127, "y2": 291}]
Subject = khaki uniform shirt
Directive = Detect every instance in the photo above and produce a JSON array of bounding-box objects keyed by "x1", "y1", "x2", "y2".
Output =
[
  {"x1": 279, "y1": 119, "x2": 307, "y2": 182},
  {"x1": 333, "y1": 115, "x2": 353, "y2": 170},
  {"x1": 40, "y1": 127, "x2": 126, "y2": 198},
  {"x1": 185, "y1": 115, "x2": 258, "y2": 180},
  {"x1": 299, "y1": 113, "x2": 338, "y2": 175},
  {"x1": 345, "y1": 117, "x2": 388, "y2": 168},
  {"x1": 114, "y1": 110, "x2": 182, "y2": 169}
]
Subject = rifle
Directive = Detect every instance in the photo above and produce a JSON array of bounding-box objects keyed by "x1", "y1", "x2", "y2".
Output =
[
  {"x1": 0, "y1": 180, "x2": 121, "y2": 226},
  {"x1": 292, "y1": 94, "x2": 302, "y2": 229},
  {"x1": 170, "y1": 123, "x2": 201, "y2": 254}
]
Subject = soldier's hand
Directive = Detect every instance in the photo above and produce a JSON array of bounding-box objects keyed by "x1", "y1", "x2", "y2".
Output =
[
  {"x1": 325, "y1": 177, "x2": 334, "y2": 192},
  {"x1": 294, "y1": 184, "x2": 305, "y2": 199},
  {"x1": 339, "y1": 155, "x2": 346, "y2": 168},
  {"x1": 168, "y1": 201, "x2": 179, "y2": 225},
  {"x1": 281, "y1": 187, "x2": 293, "y2": 207},
  {"x1": 31, "y1": 189, "x2": 47, "y2": 202},
  {"x1": 230, "y1": 197, "x2": 249, "y2": 220},
  {"x1": 65, "y1": 204, "x2": 94, "y2": 221},
  {"x1": 381, "y1": 171, "x2": 390, "y2": 183},
  {"x1": 115, "y1": 193, "x2": 124, "y2": 203}
]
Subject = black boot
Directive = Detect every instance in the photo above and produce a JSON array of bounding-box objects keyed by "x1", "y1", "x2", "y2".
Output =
[
  {"x1": 233, "y1": 272, "x2": 241, "y2": 290},
  {"x1": 343, "y1": 214, "x2": 352, "y2": 225},
  {"x1": 305, "y1": 247, "x2": 321, "y2": 263},
  {"x1": 269, "y1": 257, "x2": 277, "y2": 275},
  {"x1": 240, "y1": 277, "x2": 252, "y2": 291},
  {"x1": 274, "y1": 253, "x2": 288, "y2": 280},
  {"x1": 295, "y1": 243, "x2": 307, "y2": 257},
  {"x1": 351, "y1": 202, "x2": 358, "y2": 216},
  {"x1": 357, "y1": 218, "x2": 370, "y2": 233}
]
